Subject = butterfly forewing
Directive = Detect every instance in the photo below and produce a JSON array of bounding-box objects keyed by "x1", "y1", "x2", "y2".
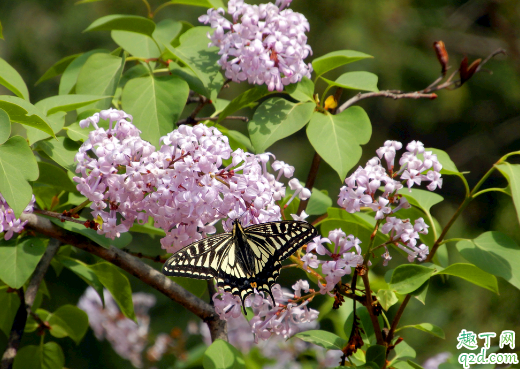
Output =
[
  {"x1": 162, "y1": 233, "x2": 232, "y2": 279},
  {"x1": 162, "y1": 220, "x2": 318, "y2": 312}
]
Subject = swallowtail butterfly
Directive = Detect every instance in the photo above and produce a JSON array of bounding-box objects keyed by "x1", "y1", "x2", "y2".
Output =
[{"x1": 162, "y1": 219, "x2": 318, "y2": 313}]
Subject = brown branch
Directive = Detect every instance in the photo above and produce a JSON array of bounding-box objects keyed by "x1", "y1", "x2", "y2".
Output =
[
  {"x1": 20, "y1": 213, "x2": 227, "y2": 342},
  {"x1": 1, "y1": 239, "x2": 61, "y2": 369},
  {"x1": 177, "y1": 115, "x2": 249, "y2": 126},
  {"x1": 360, "y1": 271, "x2": 384, "y2": 345},
  {"x1": 297, "y1": 152, "x2": 321, "y2": 214},
  {"x1": 337, "y1": 91, "x2": 437, "y2": 114},
  {"x1": 386, "y1": 294, "x2": 411, "y2": 345},
  {"x1": 33, "y1": 208, "x2": 85, "y2": 225}
]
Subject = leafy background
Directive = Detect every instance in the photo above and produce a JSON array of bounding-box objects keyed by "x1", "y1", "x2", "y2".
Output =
[{"x1": 0, "y1": 0, "x2": 519, "y2": 367}]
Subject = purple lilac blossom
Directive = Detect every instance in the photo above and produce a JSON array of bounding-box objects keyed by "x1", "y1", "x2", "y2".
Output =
[
  {"x1": 337, "y1": 140, "x2": 443, "y2": 264},
  {"x1": 303, "y1": 229, "x2": 364, "y2": 295},
  {"x1": 212, "y1": 282, "x2": 319, "y2": 342},
  {"x1": 198, "y1": 0, "x2": 312, "y2": 91},
  {"x1": 0, "y1": 194, "x2": 35, "y2": 240},
  {"x1": 74, "y1": 109, "x2": 310, "y2": 253},
  {"x1": 78, "y1": 287, "x2": 156, "y2": 368}
]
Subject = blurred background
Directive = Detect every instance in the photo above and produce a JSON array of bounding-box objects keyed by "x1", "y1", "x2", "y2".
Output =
[{"x1": 0, "y1": 0, "x2": 519, "y2": 368}]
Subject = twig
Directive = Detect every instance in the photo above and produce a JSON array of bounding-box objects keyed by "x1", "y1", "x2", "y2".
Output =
[
  {"x1": 297, "y1": 152, "x2": 321, "y2": 214},
  {"x1": 337, "y1": 91, "x2": 437, "y2": 114},
  {"x1": 360, "y1": 271, "x2": 384, "y2": 345},
  {"x1": 1, "y1": 239, "x2": 61, "y2": 369},
  {"x1": 177, "y1": 115, "x2": 249, "y2": 126},
  {"x1": 337, "y1": 48, "x2": 505, "y2": 114},
  {"x1": 33, "y1": 208, "x2": 85, "y2": 225},
  {"x1": 20, "y1": 213, "x2": 228, "y2": 342}
]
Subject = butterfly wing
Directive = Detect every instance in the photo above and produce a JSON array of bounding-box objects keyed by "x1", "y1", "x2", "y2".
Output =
[
  {"x1": 229, "y1": 221, "x2": 318, "y2": 305},
  {"x1": 162, "y1": 233, "x2": 233, "y2": 279}
]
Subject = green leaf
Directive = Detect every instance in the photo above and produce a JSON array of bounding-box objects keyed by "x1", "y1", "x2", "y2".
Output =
[
  {"x1": 36, "y1": 54, "x2": 82, "y2": 86},
  {"x1": 111, "y1": 30, "x2": 161, "y2": 59},
  {"x1": 496, "y1": 163, "x2": 520, "y2": 225},
  {"x1": 57, "y1": 256, "x2": 104, "y2": 303},
  {"x1": 59, "y1": 49, "x2": 109, "y2": 95},
  {"x1": 411, "y1": 280, "x2": 429, "y2": 305},
  {"x1": 89, "y1": 262, "x2": 136, "y2": 321},
  {"x1": 0, "y1": 238, "x2": 46, "y2": 289},
  {"x1": 427, "y1": 148, "x2": 461, "y2": 175},
  {"x1": 293, "y1": 330, "x2": 347, "y2": 350},
  {"x1": 35, "y1": 94, "x2": 109, "y2": 116},
  {"x1": 390, "y1": 265, "x2": 435, "y2": 295},
  {"x1": 0, "y1": 57, "x2": 30, "y2": 100},
  {"x1": 13, "y1": 342, "x2": 65, "y2": 369},
  {"x1": 435, "y1": 263, "x2": 498, "y2": 293},
  {"x1": 0, "y1": 21, "x2": 3, "y2": 40},
  {"x1": 307, "y1": 106, "x2": 371, "y2": 181},
  {"x1": 153, "y1": 19, "x2": 183, "y2": 48},
  {"x1": 248, "y1": 98, "x2": 315, "y2": 153},
  {"x1": 76, "y1": 53, "x2": 124, "y2": 110},
  {"x1": 169, "y1": 0, "x2": 225, "y2": 7},
  {"x1": 218, "y1": 86, "x2": 272, "y2": 124},
  {"x1": 34, "y1": 136, "x2": 80, "y2": 173},
  {"x1": 366, "y1": 345, "x2": 386, "y2": 369},
  {"x1": 323, "y1": 71, "x2": 379, "y2": 92},
  {"x1": 216, "y1": 125, "x2": 254, "y2": 154},
  {"x1": 0, "y1": 96, "x2": 54, "y2": 138},
  {"x1": 47, "y1": 305, "x2": 89, "y2": 344},
  {"x1": 456, "y1": 231, "x2": 520, "y2": 290},
  {"x1": 312, "y1": 50, "x2": 373, "y2": 78},
  {"x1": 306, "y1": 188, "x2": 333, "y2": 216},
  {"x1": 285, "y1": 77, "x2": 315, "y2": 102},
  {"x1": 50, "y1": 218, "x2": 132, "y2": 249},
  {"x1": 396, "y1": 323, "x2": 445, "y2": 339},
  {"x1": 121, "y1": 75, "x2": 189, "y2": 145},
  {"x1": 203, "y1": 339, "x2": 246, "y2": 369},
  {"x1": 0, "y1": 136, "x2": 39, "y2": 217},
  {"x1": 34, "y1": 162, "x2": 78, "y2": 193},
  {"x1": 399, "y1": 188, "x2": 443, "y2": 216},
  {"x1": 392, "y1": 341, "x2": 416, "y2": 361},
  {"x1": 376, "y1": 289, "x2": 398, "y2": 311},
  {"x1": 0, "y1": 286, "x2": 21, "y2": 336},
  {"x1": 0, "y1": 108, "x2": 10, "y2": 145},
  {"x1": 164, "y1": 27, "x2": 222, "y2": 100},
  {"x1": 84, "y1": 15, "x2": 156, "y2": 36}
]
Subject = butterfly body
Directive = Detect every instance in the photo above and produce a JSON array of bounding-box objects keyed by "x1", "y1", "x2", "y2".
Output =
[{"x1": 162, "y1": 219, "x2": 318, "y2": 312}]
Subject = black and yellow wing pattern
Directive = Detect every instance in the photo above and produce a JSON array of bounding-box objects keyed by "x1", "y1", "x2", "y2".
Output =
[{"x1": 162, "y1": 220, "x2": 318, "y2": 312}]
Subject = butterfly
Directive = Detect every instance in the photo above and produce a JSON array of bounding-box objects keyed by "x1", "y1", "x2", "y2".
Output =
[{"x1": 162, "y1": 219, "x2": 318, "y2": 313}]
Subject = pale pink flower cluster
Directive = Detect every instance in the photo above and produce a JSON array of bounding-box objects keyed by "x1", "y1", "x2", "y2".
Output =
[
  {"x1": 380, "y1": 217, "x2": 430, "y2": 265},
  {"x1": 212, "y1": 282, "x2": 318, "y2": 342},
  {"x1": 302, "y1": 229, "x2": 364, "y2": 295},
  {"x1": 74, "y1": 109, "x2": 310, "y2": 253},
  {"x1": 77, "y1": 287, "x2": 156, "y2": 368},
  {"x1": 199, "y1": 0, "x2": 312, "y2": 91},
  {"x1": 337, "y1": 140, "x2": 441, "y2": 265},
  {"x1": 0, "y1": 194, "x2": 35, "y2": 240},
  {"x1": 193, "y1": 301, "x2": 340, "y2": 369}
]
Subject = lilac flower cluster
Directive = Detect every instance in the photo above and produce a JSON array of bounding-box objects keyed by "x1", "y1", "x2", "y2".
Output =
[
  {"x1": 302, "y1": 229, "x2": 364, "y2": 295},
  {"x1": 0, "y1": 194, "x2": 35, "y2": 240},
  {"x1": 193, "y1": 312, "x2": 341, "y2": 369},
  {"x1": 74, "y1": 109, "x2": 310, "y2": 253},
  {"x1": 78, "y1": 287, "x2": 156, "y2": 368},
  {"x1": 199, "y1": 0, "x2": 312, "y2": 91},
  {"x1": 213, "y1": 282, "x2": 318, "y2": 342},
  {"x1": 337, "y1": 140, "x2": 442, "y2": 264}
]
